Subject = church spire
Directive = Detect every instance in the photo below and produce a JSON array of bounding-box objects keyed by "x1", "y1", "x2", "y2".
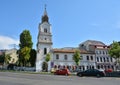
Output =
[
  {"x1": 42, "y1": 4, "x2": 49, "y2": 23},
  {"x1": 44, "y1": 4, "x2": 47, "y2": 15}
]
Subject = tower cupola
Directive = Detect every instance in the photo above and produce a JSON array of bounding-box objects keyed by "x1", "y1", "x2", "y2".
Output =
[{"x1": 42, "y1": 5, "x2": 49, "y2": 23}]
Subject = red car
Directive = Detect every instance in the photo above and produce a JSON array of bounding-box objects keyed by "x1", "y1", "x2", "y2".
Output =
[
  {"x1": 54, "y1": 68, "x2": 71, "y2": 76},
  {"x1": 105, "y1": 69, "x2": 113, "y2": 73}
]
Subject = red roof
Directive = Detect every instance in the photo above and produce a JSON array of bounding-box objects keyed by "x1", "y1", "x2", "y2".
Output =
[{"x1": 53, "y1": 49, "x2": 94, "y2": 54}]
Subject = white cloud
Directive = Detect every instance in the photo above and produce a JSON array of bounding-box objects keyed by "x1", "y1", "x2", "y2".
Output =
[{"x1": 0, "y1": 35, "x2": 19, "y2": 49}]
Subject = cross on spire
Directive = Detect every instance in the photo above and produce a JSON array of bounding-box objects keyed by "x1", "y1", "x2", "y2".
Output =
[
  {"x1": 45, "y1": 4, "x2": 47, "y2": 10},
  {"x1": 44, "y1": 4, "x2": 47, "y2": 15}
]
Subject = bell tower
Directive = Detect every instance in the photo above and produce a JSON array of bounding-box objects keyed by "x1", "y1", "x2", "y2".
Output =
[{"x1": 36, "y1": 6, "x2": 53, "y2": 72}]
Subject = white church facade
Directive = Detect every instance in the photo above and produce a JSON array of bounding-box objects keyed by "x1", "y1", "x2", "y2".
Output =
[
  {"x1": 36, "y1": 7, "x2": 116, "y2": 72},
  {"x1": 36, "y1": 7, "x2": 52, "y2": 71}
]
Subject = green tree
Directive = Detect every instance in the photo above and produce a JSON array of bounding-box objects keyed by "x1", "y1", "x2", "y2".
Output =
[
  {"x1": 19, "y1": 30, "x2": 33, "y2": 66},
  {"x1": 118, "y1": 41, "x2": 120, "y2": 45},
  {"x1": 109, "y1": 41, "x2": 120, "y2": 69},
  {"x1": 20, "y1": 47, "x2": 31, "y2": 66},
  {"x1": 45, "y1": 53, "x2": 51, "y2": 62},
  {"x1": 0, "y1": 52, "x2": 5, "y2": 64},
  {"x1": 19, "y1": 30, "x2": 33, "y2": 49},
  {"x1": 73, "y1": 50, "x2": 81, "y2": 66},
  {"x1": 29, "y1": 49, "x2": 36, "y2": 67}
]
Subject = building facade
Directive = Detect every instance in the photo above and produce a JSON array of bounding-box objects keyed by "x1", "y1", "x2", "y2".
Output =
[
  {"x1": 52, "y1": 48, "x2": 96, "y2": 71},
  {"x1": 5, "y1": 48, "x2": 18, "y2": 64},
  {"x1": 36, "y1": 8, "x2": 116, "y2": 72},
  {"x1": 36, "y1": 7, "x2": 53, "y2": 72},
  {"x1": 79, "y1": 40, "x2": 116, "y2": 70}
]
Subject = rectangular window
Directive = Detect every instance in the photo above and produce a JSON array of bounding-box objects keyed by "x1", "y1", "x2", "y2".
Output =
[
  {"x1": 100, "y1": 57, "x2": 102, "y2": 62},
  {"x1": 110, "y1": 57, "x2": 113, "y2": 62},
  {"x1": 103, "y1": 57, "x2": 106, "y2": 62},
  {"x1": 107, "y1": 57, "x2": 109, "y2": 62},
  {"x1": 91, "y1": 56, "x2": 93, "y2": 60},
  {"x1": 103, "y1": 51, "x2": 105, "y2": 55},
  {"x1": 96, "y1": 51, "x2": 98, "y2": 54},
  {"x1": 81, "y1": 56, "x2": 83, "y2": 60},
  {"x1": 44, "y1": 48, "x2": 47, "y2": 55},
  {"x1": 86, "y1": 56, "x2": 89, "y2": 60},
  {"x1": 64, "y1": 55, "x2": 67, "y2": 60},
  {"x1": 44, "y1": 28, "x2": 47, "y2": 33},
  {"x1": 97, "y1": 57, "x2": 99, "y2": 62},
  {"x1": 56, "y1": 54, "x2": 59, "y2": 60},
  {"x1": 72, "y1": 55, "x2": 74, "y2": 60}
]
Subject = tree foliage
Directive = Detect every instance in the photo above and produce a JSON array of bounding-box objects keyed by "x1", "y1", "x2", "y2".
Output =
[
  {"x1": 45, "y1": 53, "x2": 51, "y2": 62},
  {"x1": 19, "y1": 47, "x2": 31, "y2": 66},
  {"x1": 109, "y1": 41, "x2": 120, "y2": 64},
  {"x1": 19, "y1": 30, "x2": 33, "y2": 66},
  {"x1": 29, "y1": 49, "x2": 36, "y2": 67},
  {"x1": 19, "y1": 30, "x2": 33, "y2": 49},
  {"x1": 73, "y1": 50, "x2": 81, "y2": 66},
  {"x1": 0, "y1": 53, "x2": 5, "y2": 63}
]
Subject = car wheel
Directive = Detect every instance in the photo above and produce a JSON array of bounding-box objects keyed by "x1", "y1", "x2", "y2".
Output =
[
  {"x1": 65, "y1": 73, "x2": 68, "y2": 76},
  {"x1": 78, "y1": 73, "x2": 82, "y2": 77},
  {"x1": 96, "y1": 74, "x2": 100, "y2": 77}
]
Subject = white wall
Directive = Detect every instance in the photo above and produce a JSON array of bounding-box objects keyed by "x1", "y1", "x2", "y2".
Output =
[{"x1": 52, "y1": 52, "x2": 96, "y2": 70}]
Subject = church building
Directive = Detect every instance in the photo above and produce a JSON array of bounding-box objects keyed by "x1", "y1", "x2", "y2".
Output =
[
  {"x1": 36, "y1": 7, "x2": 53, "y2": 72},
  {"x1": 36, "y1": 7, "x2": 116, "y2": 72}
]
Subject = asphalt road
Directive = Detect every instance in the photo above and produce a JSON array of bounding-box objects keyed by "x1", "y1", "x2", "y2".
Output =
[{"x1": 0, "y1": 72, "x2": 120, "y2": 85}]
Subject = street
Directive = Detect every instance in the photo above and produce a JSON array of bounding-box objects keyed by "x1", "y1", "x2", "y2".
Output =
[{"x1": 0, "y1": 72, "x2": 120, "y2": 85}]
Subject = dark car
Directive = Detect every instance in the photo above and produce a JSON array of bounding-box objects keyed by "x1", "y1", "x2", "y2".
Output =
[
  {"x1": 54, "y1": 68, "x2": 71, "y2": 76},
  {"x1": 77, "y1": 69, "x2": 106, "y2": 77}
]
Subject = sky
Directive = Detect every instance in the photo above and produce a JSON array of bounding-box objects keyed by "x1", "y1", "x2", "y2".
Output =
[{"x1": 0, "y1": 0, "x2": 120, "y2": 49}]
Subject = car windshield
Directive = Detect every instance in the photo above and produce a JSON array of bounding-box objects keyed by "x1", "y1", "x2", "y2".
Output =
[
  {"x1": 84, "y1": 69, "x2": 99, "y2": 72},
  {"x1": 85, "y1": 69, "x2": 91, "y2": 72}
]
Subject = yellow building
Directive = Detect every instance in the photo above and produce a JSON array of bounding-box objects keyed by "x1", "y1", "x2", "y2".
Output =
[{"x1": 5, "y1": 48, "x2": 18, "y2": 64}]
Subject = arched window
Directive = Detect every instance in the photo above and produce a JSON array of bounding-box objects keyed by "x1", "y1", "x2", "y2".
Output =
[
  {"x1": 44, "y1": 28, "x2": 47, "y2": 33},
  {"x1": 44, "y1": 38, "x2": 47, "y2": 40},
  {"x1": 44, "y1": 48, "x2": 47, "y2": 55}
]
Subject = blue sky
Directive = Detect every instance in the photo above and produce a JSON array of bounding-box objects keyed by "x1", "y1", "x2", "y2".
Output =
[{"x1": 0, "y1": 0, "x2": 120, "y2": 49}]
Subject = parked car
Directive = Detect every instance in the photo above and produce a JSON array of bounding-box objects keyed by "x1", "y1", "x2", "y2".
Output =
[
  {"x1": 77, "y1": 69, "x2": 106, "y2": 77},
  {"x1": 7, "y1": 64, "x2": 17, "y2": 70},
  {"x1": 54, "y1": 68, "x2": 71, "y2": 76},
  {"x1": 50, "y1": 68, "x2": 57, "y2": 73},
  {"x1": 105, "y1": 69, "x2": 113, "y2": 73}
]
